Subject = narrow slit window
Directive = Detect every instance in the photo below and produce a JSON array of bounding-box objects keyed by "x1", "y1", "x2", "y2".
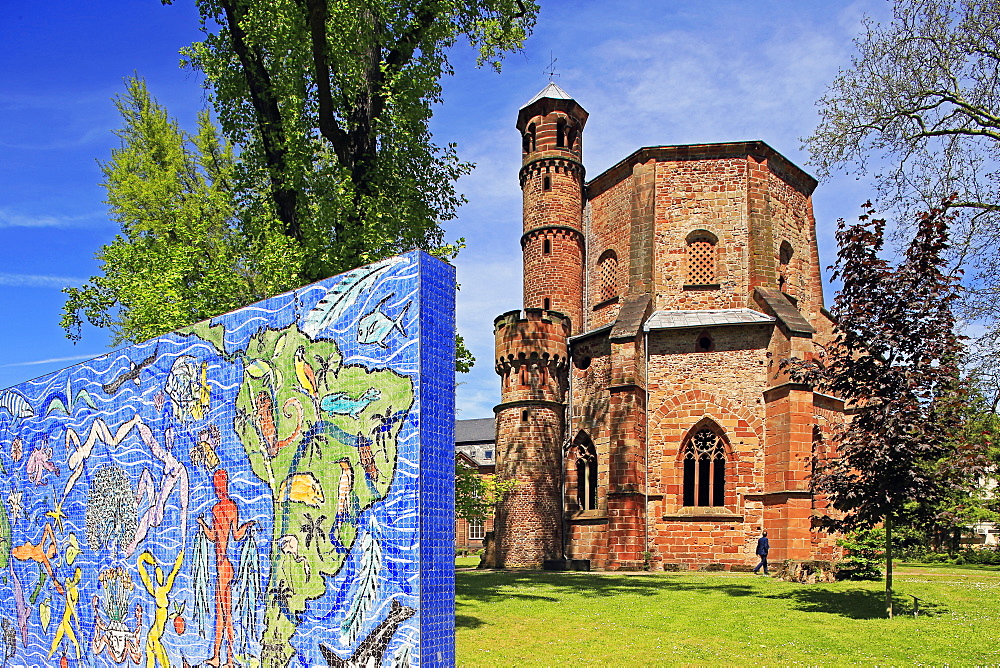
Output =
[
  {"x1": 543, "y1": 175, "x2": 551, "y2": 191},
  {"x1": 543, "y1": 297, "x2": 551, "y2": 310},
  {"x1": 543, "y1": 238, "x2": 551, "y2": 255}
]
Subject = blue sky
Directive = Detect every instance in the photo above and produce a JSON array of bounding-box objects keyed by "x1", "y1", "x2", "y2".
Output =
[{"x1": 0, "y1": 0, "x2": 890, "y2": 417}]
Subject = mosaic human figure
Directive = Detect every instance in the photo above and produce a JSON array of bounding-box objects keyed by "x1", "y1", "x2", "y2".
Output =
[
  {"x1": 124, "y1": 424, "x2": 190, "y2": 556},
  {"x1": 47, "y1": 567, "x2": 82, "y2": 660},
  {"x1": 137, "y1": 550, "x2": 184, "y2": 668},
  {"x1": 197, "y1": 469, "x2": 254, "y2": 668},
  {"x1": 11, "y1": 523, "x2": 63, "y2": 594}
]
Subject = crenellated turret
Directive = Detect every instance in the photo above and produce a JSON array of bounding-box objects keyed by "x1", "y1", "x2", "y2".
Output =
[{"x1": 492, "y1": 308, "x2": 572, "y2": 568}]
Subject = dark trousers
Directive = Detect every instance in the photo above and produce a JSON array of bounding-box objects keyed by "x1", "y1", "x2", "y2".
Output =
[{"x1": 753, "y1": 555, "x2": 768, "y2": 574}]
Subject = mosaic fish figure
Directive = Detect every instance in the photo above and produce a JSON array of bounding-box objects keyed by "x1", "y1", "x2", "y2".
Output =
[
  {"x1": 319, "y1": 599, "x2": 415, "y2": 668},
  {"x1": 357, "y1": 294, "x2": 410, "y2": 348},
  {"x1": 0, "y1": 390, "x2": 33, "y2": 424},
  {"x1": 301, "y1": 256, "x2": 406, "y2": 339},
  {"x1": 101, "y1": 345, "x2": 158, "y2": 394},
  {"x1": 278, "y1": 473, "x2": 325, "y2": 508},
  {"x1": 320, "y1": 388, "x2": 381, "y2": 419}
]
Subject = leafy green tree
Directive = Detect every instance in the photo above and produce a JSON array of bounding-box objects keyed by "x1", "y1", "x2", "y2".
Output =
[
  {"x1": 906, "y1": 385, "x2": 1000, "y2": 550},
  {"x1": 175, "y1": 0, "x2": 537, "y2": 281},
  {"x1": 455, "y1": 457, "x2": 516, "y2": 523},
  {"x1": 786, "y1": 200, "x2": 973, "y2": 617},
  {"x1": 837, "y1": 528, "x2": 886, "y2": 580},
  {"x1": 61, "y1": 78, "x2": 301, "y2": 344},
  {"x1": 804, "y1": 0, "x2": 1000, "y2": 335}
]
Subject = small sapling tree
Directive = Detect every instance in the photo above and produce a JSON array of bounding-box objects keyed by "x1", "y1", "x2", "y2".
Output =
[
  {"x1": 455, "y1": 457, "x2": 516, "y2": 523},
  {"x1": 786, "y1": 200, "x2": 973, "y2": 617}
]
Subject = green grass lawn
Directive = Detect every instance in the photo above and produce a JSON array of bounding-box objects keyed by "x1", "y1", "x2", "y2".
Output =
[{"x1": 455, "y1": 565, "x2": 1000, "y2": 665}]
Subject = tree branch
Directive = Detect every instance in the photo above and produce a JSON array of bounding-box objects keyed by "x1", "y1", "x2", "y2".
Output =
[
  {"x1": 218, "y1": 0, "x2": 301, "y2": 241},
  {"x1": 301, "y1": 0, "x2": 351, "y2": 165}
]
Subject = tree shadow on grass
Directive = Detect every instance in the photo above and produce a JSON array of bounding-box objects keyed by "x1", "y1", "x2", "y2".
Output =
[
  {"x1": 764, "y1": 588, "x2": 949, "y2": 619},
  {"x1": 456, "y1": 570, "x2": 757, "y2": 605},
  {"x1": 456, "y1": 614, "x2": 486, "y2": 629},
  {"x1": 456, "y1": 571, "x2": 949, "y2": 621}
]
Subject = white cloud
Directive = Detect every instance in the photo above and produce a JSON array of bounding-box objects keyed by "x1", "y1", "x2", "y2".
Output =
[
  {"x1": 0, "y1": 353, "x2": 101, "y2": 368},
  {"x1": 574, "y1": 19, "x2": 853, "y2": 176},
  {"x1": 0, "y1": 209, "x2": 107, "y2": 229},
  {"x1": 0, "y1": 273, "x2": 87, "y2": 288}
]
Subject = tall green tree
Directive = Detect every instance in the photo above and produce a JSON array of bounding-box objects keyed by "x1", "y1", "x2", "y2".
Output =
[
  {"x1": 176, "y1": 0, "x2": 537, "y2": 281},
  {"x1": 786, "y1": 201, "x2": 972, "y2": 617},
  {"x1": 61, "y1": 78, "x2": 301, "y2": 344},
  {"x1": 905, "y1": 384, "x2": 1000, "y2": 550},
  {"x1": 804, "y1": 0, "x2": 1000, "y2": 335}
]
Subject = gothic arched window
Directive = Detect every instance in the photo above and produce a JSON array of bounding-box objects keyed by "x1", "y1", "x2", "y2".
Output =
[
  {"x1": 597, "y1": 249, "x2": 618, "y2": 302},
  {"x1": 573, "y1": 432, "x2": 598, "y2": 511},
  {"x1": 682, "y1": 425, "x2": 727, "y2": 507},
  {"x1": 686, "y1": 230, "x2": 718, "y2": 285}
]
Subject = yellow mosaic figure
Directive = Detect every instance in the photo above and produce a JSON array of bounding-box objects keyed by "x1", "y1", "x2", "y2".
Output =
[
  {"x1": 137, "y1": 550, "x2": 184, "y2": 668},
  {"x1": 48, "y1": 567, "x2": 82, "y2": 660}
]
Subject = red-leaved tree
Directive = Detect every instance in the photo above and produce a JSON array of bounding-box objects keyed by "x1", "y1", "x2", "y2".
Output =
[{"x1": 787, "y1": 200, "x2": 974, "y2": 617}]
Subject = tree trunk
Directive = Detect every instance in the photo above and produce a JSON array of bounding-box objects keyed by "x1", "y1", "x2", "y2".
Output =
[{"x1": 885, "y1": 513, "x2": 893, "y2": 619}]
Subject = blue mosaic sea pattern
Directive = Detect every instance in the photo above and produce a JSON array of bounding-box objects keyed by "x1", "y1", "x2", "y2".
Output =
[{"x1": 0, "y1": 250, "x2": 455, "y2": 667}]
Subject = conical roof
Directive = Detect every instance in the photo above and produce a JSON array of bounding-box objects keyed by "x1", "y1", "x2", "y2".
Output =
[
  {"x1": 520, "y1": 82, "x2": 575, "y2": 109},
  {"x1": 516, "y1": 82, "x2": 588, "y2": 131}
]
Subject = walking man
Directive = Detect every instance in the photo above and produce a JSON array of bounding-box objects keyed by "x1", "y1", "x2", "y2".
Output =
[{"x1": 753, "y1": 530, "x2": 770, "y2": 575}]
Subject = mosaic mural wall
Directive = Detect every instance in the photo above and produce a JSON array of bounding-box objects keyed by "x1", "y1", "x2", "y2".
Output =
[{"x1": 0, "y1": 251, "x2": 455, "y2": 667}]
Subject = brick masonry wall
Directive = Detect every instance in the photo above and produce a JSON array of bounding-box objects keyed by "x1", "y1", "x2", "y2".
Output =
[
  {"x1": 493, "y1": 404, "x2": 565, "y2": 567},
  {"x1": 494, "y1": 310, "x2": 571, "y2": 567},
  {"x1": 521, "y1": 159, "x2": 584, "y2": 233},
  {"x1": 585, "y1": 173, "x2": 633, "y2": 330},
  {"x1": 522, "y1": 226, "x2": 584, "y2": 333},
  {"x1": 646, "y1": 326, "x2": 771, "y2": 567},
  {"x1": 763, "y1": 166, "x2": 825, "y2": 322},
  {"x1": 650, "y1": 156, "x2": 751, "y2": 310}
]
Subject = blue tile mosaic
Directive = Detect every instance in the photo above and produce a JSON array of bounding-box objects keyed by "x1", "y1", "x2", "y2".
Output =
[{"x1": 0, "y1": 250, "x2": 455, "y2": 667}]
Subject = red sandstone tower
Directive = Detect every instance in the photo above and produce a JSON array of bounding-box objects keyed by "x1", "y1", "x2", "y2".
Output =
[
  {"x1": 493, "y1": 83, "x2": 843, "y2": 571},
  {"x1": 491, "y1": 84, "x2": 588, "y2": 568}
]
